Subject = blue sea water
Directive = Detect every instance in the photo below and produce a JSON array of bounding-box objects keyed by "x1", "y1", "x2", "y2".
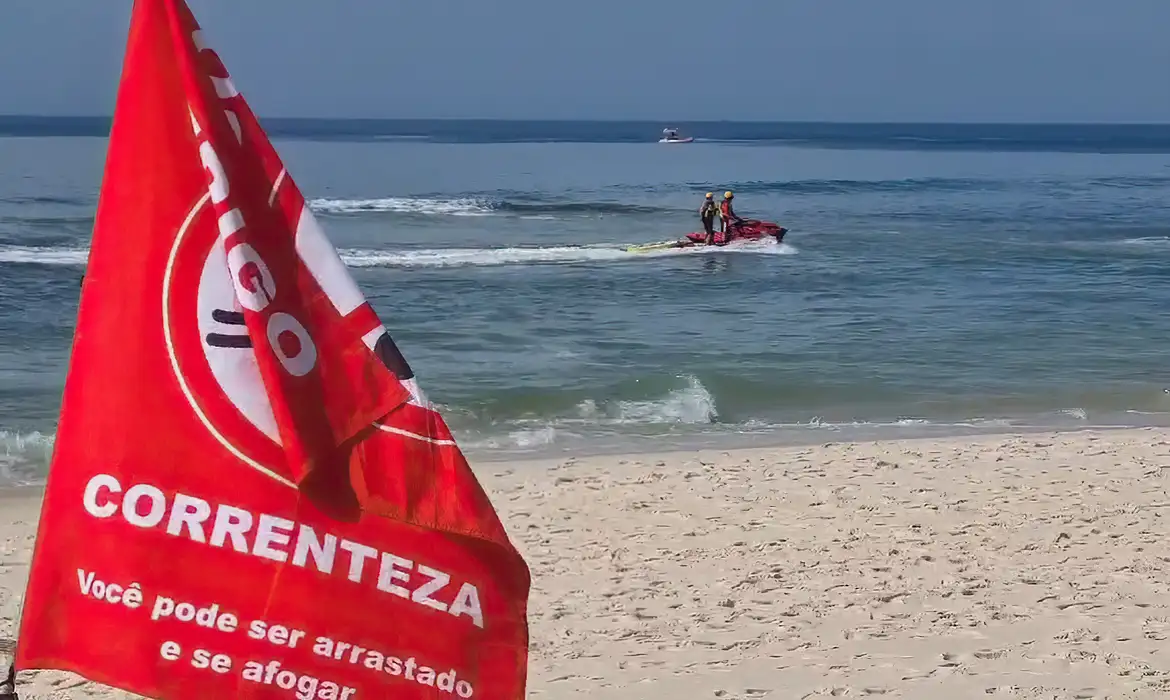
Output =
[{"x1": 3, "y1": 119, "x2": 1170, "y2": 483}]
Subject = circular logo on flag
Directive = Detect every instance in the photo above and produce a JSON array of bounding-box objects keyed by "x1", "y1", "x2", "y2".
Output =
[{"x1": 163, "y1": 193, "x2": 291, "y2": 482}]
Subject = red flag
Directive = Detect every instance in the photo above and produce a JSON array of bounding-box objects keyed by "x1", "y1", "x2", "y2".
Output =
[{"x1": 15, "y1": 0, "x2": 530, "y2": 698}]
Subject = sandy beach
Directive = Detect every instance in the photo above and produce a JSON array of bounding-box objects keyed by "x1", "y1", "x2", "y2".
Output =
[{"x1": 5, "y1": 427, "x2": 1170, "y2": 699}]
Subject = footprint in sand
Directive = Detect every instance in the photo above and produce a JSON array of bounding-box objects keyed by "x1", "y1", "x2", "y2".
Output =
[
  {"x1": 48, "y1": 675, "x2": 88, "y2": 691},
  {"x1": 983, "y1": 686, "x2": 1022, "y2": 695},
  {"x1": 939, "y1": 652, "x2": 963, "y2": 668}
]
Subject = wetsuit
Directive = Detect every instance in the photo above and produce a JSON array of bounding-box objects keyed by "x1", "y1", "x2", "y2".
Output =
[{"x1": 699, "y1": 200, "x2": 718, "y2": 243}]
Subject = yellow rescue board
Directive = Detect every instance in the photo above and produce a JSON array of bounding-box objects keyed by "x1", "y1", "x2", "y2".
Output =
[{"x1": 623, "y1": 240, "x2": 679, "y2": 254}]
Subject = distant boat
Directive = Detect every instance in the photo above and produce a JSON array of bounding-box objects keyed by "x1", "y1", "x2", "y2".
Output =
[{"x1": 659, "y1": 127, "x2": 694, "y2": 144}]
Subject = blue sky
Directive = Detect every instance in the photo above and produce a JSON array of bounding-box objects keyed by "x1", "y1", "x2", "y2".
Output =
[{"x1": 5, "y1": 0, "x2": 1170, "y2": 122}]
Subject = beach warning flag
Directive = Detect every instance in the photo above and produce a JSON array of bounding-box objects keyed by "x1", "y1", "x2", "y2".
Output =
[{"x1": 13, "y1": 0, "x2": 530, "y2": 698}]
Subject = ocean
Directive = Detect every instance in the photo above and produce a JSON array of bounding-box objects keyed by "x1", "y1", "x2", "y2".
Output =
[{"x1": 3, "y1": 118, "x2": 1170, "y2": 484}]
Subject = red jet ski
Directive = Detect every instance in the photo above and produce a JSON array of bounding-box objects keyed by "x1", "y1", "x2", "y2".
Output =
[
  {"x1": 680, "y1": 219, "x2": 787, "y2": 247},
  {"x1": 625, "y1": 219, "x2": 787, "y2": 253}
]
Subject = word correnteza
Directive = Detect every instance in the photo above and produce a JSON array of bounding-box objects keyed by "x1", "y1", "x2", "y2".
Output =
[{"x1": 82, "y1": 474, "x2": 485, "y2": 628}]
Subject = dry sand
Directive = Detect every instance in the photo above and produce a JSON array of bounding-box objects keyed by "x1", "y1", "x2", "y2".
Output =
[{"x1": 5, "y1": 428, "x2": 1170, "y2": 699}]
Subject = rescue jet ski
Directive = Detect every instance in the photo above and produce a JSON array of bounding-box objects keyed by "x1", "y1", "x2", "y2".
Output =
[{"x1": 624, "y1": 219, "x2": 787, "y2": 253}]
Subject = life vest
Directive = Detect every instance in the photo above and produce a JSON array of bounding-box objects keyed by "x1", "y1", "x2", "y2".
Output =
[
  {"x1": 720, "y1": 200, "x2": 734, "y2": 219},
  {"x1": 700, "y1": 201, "x2": 717, "y2": 218}
]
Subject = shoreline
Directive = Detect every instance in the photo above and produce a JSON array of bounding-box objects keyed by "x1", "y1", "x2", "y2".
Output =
[
  {"x1": 464, "y1": 419, "x2": 1170, "y2": 464},
  {"x1": 0, "y1": 423, "x2": 1157, "y2": 488},
  {"x1": 6, "y1": 419, "x2": 1167, "y2": 484},
  {"x1": 6, "y1": 426, "x2": 1170, "y2": 698}
]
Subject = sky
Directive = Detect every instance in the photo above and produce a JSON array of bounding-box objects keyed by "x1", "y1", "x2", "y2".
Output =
[{"x1": 4, "y1": 0, "x2": 1170, "y2": 122}]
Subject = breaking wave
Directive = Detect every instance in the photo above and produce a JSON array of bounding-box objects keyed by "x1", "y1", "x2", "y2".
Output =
[
  {"x1": 342, "y1": 246, "x2": 639, "y2": 267},
  {"x1": 309, "y1": 197, "x2": 494, "y2": 217},
  {"x1": 0, "y1": 239, "x2": 796, "y2": 270},
  {"x1": 0, "y1": 245, "x2": 90, "y2": 265},
  {"x1": 0, "y1": 430, "x2": 54, "y2": 485},
  {"x1": 307, "y1": 196, "x2": 666, "y2": 217},
  {"x1": 577, "y1": 375, "x2": 718, "y2": 425}
]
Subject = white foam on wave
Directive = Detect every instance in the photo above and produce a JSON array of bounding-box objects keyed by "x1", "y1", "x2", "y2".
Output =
[
  {"x1": 0, "y1": 243, "x2": 638, "y2": 269},
  {"x1": 575, "y1": 375, "x2": 717, "y2": 425},
  {"x1": 667, "y1": 238, "x2": 798, "y2": 258},
  {"x1": 308, "y1": 197, "x2": 493, "y2": 217},
  {"x1": 614, "y1": 375, "x2": 718, "y2": 424},
  {"x1": 341, "y1": 245, "x2": 639, "y2": 268},
  {"x1": 314, "y1": 239, "x2": 793, "y2": 268},
  {"x1": 742, "y1": 240, "x2": 798, "y2": 256},
  {"x1": 466, "y1": 380, "x2": 1055, "y2": 452},
  {"x1": 462, "y1": 376, "x2": 717, "y2": 451},
  {"x1": 0, "y1": 430, "x2": 55, "y2": 485},
  {"x1": 0, "y1": 238, "x2": 795, "y2": 270},
  {"x1": 463, "y1": 426, "x2": 561, "y2": 452},
  {"x1": 1060, "y1": 236, "x2": 1170, "y2": 253},
  {"x1": 739, "y1": 415, "x2": 1027, "y2": 435},
  {"x1": 1119, "y1": 236, "x2": 1170, "y2": 248},
  {"x1": 0, "y1": 245, "x2": 89, "y2": 266}
]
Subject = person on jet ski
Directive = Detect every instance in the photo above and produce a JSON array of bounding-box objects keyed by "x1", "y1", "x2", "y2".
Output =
[
  {"x1": 699, "y1": 192, "x2": 718, "y2": 244},
  {"x1": 719, "y1": 191, "x2": 742, "y2": 242}
]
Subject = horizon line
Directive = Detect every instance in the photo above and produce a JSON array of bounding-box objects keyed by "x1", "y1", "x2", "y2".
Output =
[{"x1": 3, "y1": 115, "x2": 1170, "y2": 127}]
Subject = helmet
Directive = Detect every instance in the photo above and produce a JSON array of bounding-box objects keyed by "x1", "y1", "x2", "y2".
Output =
[
  {"x1": 724, "y1": 191, "x2": 733, "y2": 199},
  {"x1": 705, "y1": 192, "x2": 713, "y2": 198}
]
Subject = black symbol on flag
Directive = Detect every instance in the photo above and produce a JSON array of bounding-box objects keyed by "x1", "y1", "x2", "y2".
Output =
[
  {"x1": 205, "y1": 309, "x2": 251, "y2": 348},
  {"x1": 205, "y1": 308, "x2": 416, "y2": 382}
]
